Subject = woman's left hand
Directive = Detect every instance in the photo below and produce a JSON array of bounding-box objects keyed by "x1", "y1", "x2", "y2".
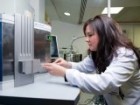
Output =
[{"x1": 42, "y1": 63, "x2": 67, "y2": 77}]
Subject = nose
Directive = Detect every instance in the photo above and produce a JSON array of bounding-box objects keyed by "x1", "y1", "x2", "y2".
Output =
[{"x1": 85, "y1": 36, "x2": 89, "y2": 42}]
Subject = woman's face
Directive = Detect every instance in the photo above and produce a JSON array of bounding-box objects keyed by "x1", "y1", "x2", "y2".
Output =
[{"x1": 85, "y1": 25, "x2": 99, "y2": 51}]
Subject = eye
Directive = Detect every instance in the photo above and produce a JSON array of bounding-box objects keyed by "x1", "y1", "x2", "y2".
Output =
[
  {"x1": 85, "y1": 33, "x2": 94, "y2": 37},
  {"x1": 88, "y1": 34, "x2": 93, "y2": 37}
]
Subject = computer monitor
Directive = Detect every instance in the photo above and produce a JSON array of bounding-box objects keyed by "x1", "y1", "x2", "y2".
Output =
[{"x1": 50, "y1": 35, "x2": 59, "y2": 60}]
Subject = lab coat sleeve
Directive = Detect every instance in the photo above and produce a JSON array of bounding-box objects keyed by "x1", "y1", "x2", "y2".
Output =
[
  {"x1": 65, "y1": 48, "x2": 138, "y2": 94},
  {"x1": 69, "y1": 56, "x2": 96, "y2": 73}
]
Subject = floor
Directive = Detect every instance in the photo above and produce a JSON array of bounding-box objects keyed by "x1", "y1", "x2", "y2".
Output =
[{"x1": 77, "y1": 92, "x2": 95, "y2": 105}]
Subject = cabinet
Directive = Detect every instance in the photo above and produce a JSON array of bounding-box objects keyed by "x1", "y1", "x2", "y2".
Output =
[
  {"x1": 134, "y1": 24, "x2": 140, "y2": 48},
  {"x1": 121, "y1": 23, "x2": 140, "y2": 48}
]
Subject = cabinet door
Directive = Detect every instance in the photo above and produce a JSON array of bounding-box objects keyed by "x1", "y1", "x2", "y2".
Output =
[
  {"x1": 121, "y1": 24, "x2": 134, "y2": 42},
  {"x1": 134, "y1": 24, "x2": 140, "y2": 48}
]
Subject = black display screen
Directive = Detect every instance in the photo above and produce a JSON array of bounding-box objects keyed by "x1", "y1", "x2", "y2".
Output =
[{"x1": 50, "y1": 36, "x2": 59, "y2": 58}]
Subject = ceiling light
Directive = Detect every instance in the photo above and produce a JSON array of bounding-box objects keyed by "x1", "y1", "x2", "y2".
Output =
[
  {"x1": 102, "y1": 7, "x2": 124, "y2": 14},
  {"x1": 64, "y1": 12, "x2": 70, "y2": 16}
]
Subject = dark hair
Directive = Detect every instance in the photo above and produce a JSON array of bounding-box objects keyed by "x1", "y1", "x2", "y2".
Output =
[{"x1": 83, "y1": 15, "x2": 140, "y2": 73}]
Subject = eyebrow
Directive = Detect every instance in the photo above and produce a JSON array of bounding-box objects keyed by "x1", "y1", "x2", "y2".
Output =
[{"x1": 86, "y1": 31, "x2": 95, "y2": 34}]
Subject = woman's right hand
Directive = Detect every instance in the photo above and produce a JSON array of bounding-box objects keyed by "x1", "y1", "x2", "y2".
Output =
[{"x1": 54, "y1": 58, "x2": 72, "y2": 68}]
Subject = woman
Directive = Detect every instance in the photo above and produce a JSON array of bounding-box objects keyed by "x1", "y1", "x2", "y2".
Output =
[{"x1": 43, "y1": 15, "x2": 140, "y2": 105}]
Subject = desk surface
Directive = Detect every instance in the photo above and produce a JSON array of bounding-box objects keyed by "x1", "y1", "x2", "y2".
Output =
[{"x1": 0, "y1": 73, "x2": 80, "y2": 105}]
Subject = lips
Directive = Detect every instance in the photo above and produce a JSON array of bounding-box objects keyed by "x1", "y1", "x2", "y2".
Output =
[{"x1": 88, "y1": 44, "x2": 92, "y2": 46}]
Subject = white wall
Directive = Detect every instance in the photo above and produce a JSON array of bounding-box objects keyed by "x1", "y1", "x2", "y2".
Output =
[
  {"x1": 0, "y1": 0, "x2": 15, "y2": 14},
  {"x1": 0, "y1": 0, "x2": 34, "y2": 15},
  {"x1": 30, "y1": 0, "x2": 45, "y2": 23},
  {"x1": 30, "y1": 0, "x2": 39, "y2": 21},
  {"x1": 0, "y1": 0, "x2": 46, "y2": 23},
  {"x1": 39, "y1": 0, "x2": 45, "y2": 23},
  {"x1": 15, "y1": 0, "x2": 34, "y2": 14},
  {"x1": 51, "y1": 20, "x2": 88, "y2": 58}
]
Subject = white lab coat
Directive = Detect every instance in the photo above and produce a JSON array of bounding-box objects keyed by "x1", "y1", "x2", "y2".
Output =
[{"x1": 65, "y1": 47, "x2": 140, "y2": 105}]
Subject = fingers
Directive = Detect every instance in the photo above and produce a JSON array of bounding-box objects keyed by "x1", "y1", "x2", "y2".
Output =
[
  {"x1": 42, "y1": 63, "x2": 51, "y2": 66},
  {"x1": 41, "y1": 63, "x2": 51, "y2": 67},
  {"x1": 54, "y1": 58, "x2": 62, "y2": 64},
  {"x1": 41, "y1": 63, "x2": 58, "y2": 76},
  {"x1": 53, "y1": 58, "x2": 65, "y2": 66},
  {"x1": 41, "y1": 63, "x2": 52, "y2": 71},
  {"x1": 41, "y1": 62, "x2": 66, "y2": 76}
]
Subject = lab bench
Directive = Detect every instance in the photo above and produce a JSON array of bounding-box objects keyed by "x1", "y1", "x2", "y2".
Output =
[{"x1": 0, "y1": 73, "x2": 80, "y2": 105}]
